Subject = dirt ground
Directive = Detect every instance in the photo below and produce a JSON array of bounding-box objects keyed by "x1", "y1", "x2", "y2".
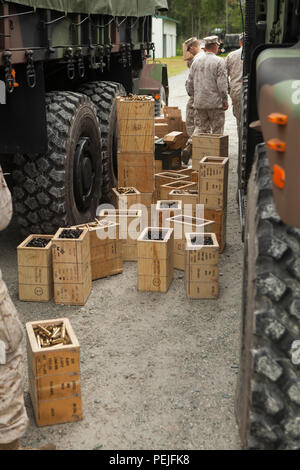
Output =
[{"x1": 0, "y1": 69, "x2": 243, "y2": 450}]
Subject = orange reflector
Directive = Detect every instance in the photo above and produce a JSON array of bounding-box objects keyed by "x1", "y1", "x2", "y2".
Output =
[
  {"x1": 268, "y1": 112, "x2": 288, "y2": 125},
  {"x1": 154, "y1": 94, "x2": 160, "y2": 101},
  {"x1": 267, "y1": 138, "x2": 286, "y2": 152},
  {"x1": 273, "y1": 164, "x2": 285, "y2": 189},
  {"x1": 8, "y1": 68, "x2": 19, "y2": 88}
]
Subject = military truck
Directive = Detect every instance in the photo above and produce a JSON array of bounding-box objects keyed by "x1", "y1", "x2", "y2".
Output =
[
  {"x1": 0, "y1": 0, "x2": 169, "y2": 234},
  {"x1": 223, "y1": 33, "x2": 240, "y2": 52},
  {"x1": 236, "y1": 0, "x2": 300, "y2": 450}
]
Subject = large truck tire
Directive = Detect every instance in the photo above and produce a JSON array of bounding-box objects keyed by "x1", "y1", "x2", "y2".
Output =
[
  {"x1": 78, "y1": 81, "x2": 126, "y2": 203},
  {"x1": 13, "y1": 91, "x2": 102, "y2": 235},
  {"x1": 236, "y1": 143, "x2": 300, "y2": 450},
  {"x1": 244, "y1": 0, "x2": 256, "y2": 76}
]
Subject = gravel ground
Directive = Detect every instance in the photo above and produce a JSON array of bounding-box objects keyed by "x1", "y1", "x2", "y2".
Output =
[{"x1": 0, "y1": 69, "x2": 243, "y2": 450}]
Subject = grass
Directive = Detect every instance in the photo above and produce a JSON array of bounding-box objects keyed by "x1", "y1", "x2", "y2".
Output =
[{"x1": 147, "y1": 56, "x2": 187, "y2": 77}]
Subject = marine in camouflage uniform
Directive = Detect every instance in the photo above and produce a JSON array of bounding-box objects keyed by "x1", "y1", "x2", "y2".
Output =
[
  {"x1": 0, "y1": 164, "x2": 29, "y2": 450},
  {"x1": 187, "y1": 36, "x2": 228, "y2": 135},
  {"x1": 0, "y1": 167, "x2": 55, "y2": 451},
  {"x1": 183, "y1": 36, "x2": 229, "y2": 161},
  {"x1": 184, "y1": 38, "x2": 204, "y2": 140},
  {"x1": 225, "y1": 33, "x2": 243, "y2": 132},
  {"x1": 0, "y1": 271, "x2": 29, "y2": 449}
]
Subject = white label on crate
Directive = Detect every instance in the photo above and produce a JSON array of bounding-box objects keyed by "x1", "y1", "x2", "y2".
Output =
[{"x1": 0, "y1": 340, "x2": 6, "y2": 364}]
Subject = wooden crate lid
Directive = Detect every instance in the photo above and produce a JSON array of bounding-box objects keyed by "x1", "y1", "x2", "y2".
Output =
[
  {"x1": 161, "y1": 181, "x2": 195, "y2": 189},
  {"x1": 98, "y1": 209, "x2": 142, "y2": 218},
  {"x1": 72, "y1": 220, "x2": 119, "y2": 233},
  {"x1": 167, "y1": 214, "x2": 214, "y2": 230},
  {"x1": 155, "y1": 171, "x2": 188, "y2": 179}
]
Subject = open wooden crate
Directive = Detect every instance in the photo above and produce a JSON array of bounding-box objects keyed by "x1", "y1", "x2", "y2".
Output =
[
  {"x1": 17, "y1": 234, "x2": 54, "y2": 302},
  {"x1": 137, "y1": 227, "x2": 174, "y2": 293},
  {"x1": 185, "y1": 232, "x2": 219, "y2": 299},
  {"x1": 26, "y1": 317, "x2": 82, "y2": 427}
]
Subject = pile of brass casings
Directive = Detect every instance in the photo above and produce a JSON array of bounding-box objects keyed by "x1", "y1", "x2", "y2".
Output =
[
  {"x1": 122, "y1": 94, "x2": 153, "y2": 101},
  {"x1": 117, "y1": 187, "x2": 137, "y2": 194},
  {"x1": 33, "y1": 323, "x2": 70, "y2": 349}
]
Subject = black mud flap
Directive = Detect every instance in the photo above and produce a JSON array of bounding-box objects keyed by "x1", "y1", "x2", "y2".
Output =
[{"x1": 0, "y1": 62, "x2": 47, "y2": 154}]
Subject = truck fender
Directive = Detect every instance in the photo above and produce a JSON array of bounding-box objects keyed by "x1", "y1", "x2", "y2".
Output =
[
  {"x1": 138, "y1": 62, "x2": 169, "y2": 104},
  {"x1": 256, "y1": 43, "x2": 300, "y2": 227}
]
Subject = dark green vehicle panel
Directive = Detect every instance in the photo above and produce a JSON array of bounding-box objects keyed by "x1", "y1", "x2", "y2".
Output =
[{"x1": 5, "y1": 0, "x2": 168, "y2": 15}]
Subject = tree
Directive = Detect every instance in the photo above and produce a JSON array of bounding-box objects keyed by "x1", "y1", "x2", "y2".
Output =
[{"x1": 166, "y1": 0, "x2": 243, "y2": 50}]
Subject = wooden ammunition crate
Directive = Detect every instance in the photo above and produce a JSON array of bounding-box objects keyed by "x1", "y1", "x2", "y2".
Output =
[
  {"x1": 167, "y1": 215, "x2": 215, "y2": 270},
  {"x1": 163, "y1": 131, "x2": 186, "y2": 150},
  {"x1": 155, "y1": 200, "x2": 182, "y2": 227},
  {"x1": 163, "y1": 106, "x2": 183, "y2": 133},
  {"x1": 72, "y1": 221, "x2": 123, "y2": 280},
  {"x1": 191, "y1": 171, "x2": 198, "y2": 183},
  {"x1": 185, "y1": 232, "x2": 219, "y2": 299},
  {"x1": 137, "y1": 192, "x2": 155, "y2": 226},
  {"x1": 117, "y1": 152, "x2": 155, "y2": 193},
  {"x1": 26, "y1": 317, "x2": 83, "y2": 427},
  {"x1": 118, "y1": 97, "x2": 154, "y2": 119},
  {"x1": 204, "y1": 208, "x2": 227, "y2": 253},
  {"x1": 137, "y1": 227, "x2": 174, "y2": 293},
  {"x1": 17, "y1": 235, "x2": 54, "y2": 302},
  {"x1": 199, "y1": 156, "x2": 229, "y2": 210},
  {"x1": 119, "y1": 119, "x2": 154, "y2": 153},
  {"x1": 155, "y1": 160, "x2": 163, "y2": 174},
  {"x1": 155, "y1": 123, "x2": 169, "y2": 138},
  {"x1": 155, "y1": 172, "x2": 189, "y2": 199},
  {"x1": 192, "y1": 134, "x2": 229, "y2": 170},
  {"x1": 98, "y1": 209, "x2": 142, "y2": 261},
  {"x1": 155, "y1": 116, "x2": 167, "y2": 124},
  {"x1": 160, "y1": 181, "x2": 197, "y2": 201},
  {"x1": 112, "y1": 187, "x2": 141, "y2": 210},
  {"x1": 118, "y1": 97, "x2": 154, "y2": 153},
  {"x1": 52, "y1": 228, "x2": 91, "y2": 306},
  {"x1": 169, "y1": 189, "x2": 199, "y2": 218}
]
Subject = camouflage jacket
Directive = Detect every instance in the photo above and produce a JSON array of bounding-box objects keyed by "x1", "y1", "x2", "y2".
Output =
[
  {"x1": 185, "y1": 50, "x2": 206, "y2": 94},
  {"x1": 186, "y1": 52, "x2": 228, "y2": 109},
  {"x1": 225, "y1": 47, "x2": 243, "y2": 100}
]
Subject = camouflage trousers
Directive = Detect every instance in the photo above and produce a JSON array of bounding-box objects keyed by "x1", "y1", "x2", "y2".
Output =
[
  {"x1": 186, "y1": 97, "x2": 195, "y2": 137},
  {"x1": 0, "y1": 270, "x2": 28, "y2": 444},
  {"x1": 231, "y1": 94, "x2": 241, "y2": 132},
  {"x1": 188, "y1": 109, "x2": 225, "y2": 143}
]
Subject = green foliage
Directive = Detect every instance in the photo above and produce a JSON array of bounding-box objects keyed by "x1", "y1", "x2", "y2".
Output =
[{"x1": 167, "y1": 0, "x2": 244, "y2": 45}]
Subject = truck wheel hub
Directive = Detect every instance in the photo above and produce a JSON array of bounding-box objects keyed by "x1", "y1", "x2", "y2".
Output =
[{"x1": 74, "y1": 137, "x2": 95, "y2": 211}]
